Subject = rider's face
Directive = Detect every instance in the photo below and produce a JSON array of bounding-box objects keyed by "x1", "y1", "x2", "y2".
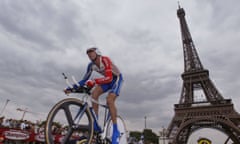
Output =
[{"x1": 87, "y1": 51, "x2": 97, "y2": 62}]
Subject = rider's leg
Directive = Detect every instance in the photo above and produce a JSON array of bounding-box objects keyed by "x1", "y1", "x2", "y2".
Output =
[
  {"x1": 106, "y1": 93, "x2": 117, "y2": 123},
  {"x1": 91, "y1": 85, "x2": 104, "y2": 117},
  {"x1": 91, "y1": 85, "x2": 104, "y2": 132},
  {"x1": 107, "y1": 93, "x2": 120, "y2": 144}
]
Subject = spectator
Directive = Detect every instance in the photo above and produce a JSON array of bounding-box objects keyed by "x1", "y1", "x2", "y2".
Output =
[
  {"x1": 20, "y1": 120, "x2": 26, "y2": 130},
  {"x1": 2, "y1": 119, "x2": 10, "y2": 128},
  {"x1": 0, "y1": 116, "x2": 4, "y2": 127}
]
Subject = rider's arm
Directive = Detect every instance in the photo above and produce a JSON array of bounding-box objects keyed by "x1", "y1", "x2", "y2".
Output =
[
  {"x1": 64, "y1": 63, "x2": 93, "y2": 94},
  {"x1": 78, "y1": 63, "x2": 93, "y2": 86},
  {"x1": 94, "y1": 56, "x2": 113, "y2": 84}
]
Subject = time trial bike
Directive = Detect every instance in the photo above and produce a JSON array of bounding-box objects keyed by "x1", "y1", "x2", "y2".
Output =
[{"x1": 44, "y1": 74, "x2": 128, "y2": 144}]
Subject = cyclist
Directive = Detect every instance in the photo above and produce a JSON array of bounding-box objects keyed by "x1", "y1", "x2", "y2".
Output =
[{"x1": 65, "y1": 47, "x2": 123, "y2": 144}]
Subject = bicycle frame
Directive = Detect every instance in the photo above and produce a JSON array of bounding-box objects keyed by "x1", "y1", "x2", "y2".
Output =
[{"x1": 76, "y1": 92, "x2": 112, "y2": 141}]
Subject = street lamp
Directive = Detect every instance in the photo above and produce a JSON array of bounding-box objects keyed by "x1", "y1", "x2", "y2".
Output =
[
  {"x1": 0, "y1": 99, "x2": 10, "y2": 116},
  {"x1": 16, "y1": 108, "x2": 29, "y2": 120},
  {"x1": 144, "y1": 116, "x2": 147, "y2": 129}
]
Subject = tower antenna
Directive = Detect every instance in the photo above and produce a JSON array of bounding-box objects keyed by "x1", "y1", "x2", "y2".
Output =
[{"x1": 177, "y1": 1, "x2": 181, "y2": 9}]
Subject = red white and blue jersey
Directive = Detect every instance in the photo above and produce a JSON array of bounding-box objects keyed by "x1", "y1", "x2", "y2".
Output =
[{"x1": 79, "y1": 56, "x2": 121, "y2": 86}]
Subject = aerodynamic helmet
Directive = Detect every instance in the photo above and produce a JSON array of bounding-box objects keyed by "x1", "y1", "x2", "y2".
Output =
[{"x1": 86, "y1": 47, "x2": 101, "y2": 55}]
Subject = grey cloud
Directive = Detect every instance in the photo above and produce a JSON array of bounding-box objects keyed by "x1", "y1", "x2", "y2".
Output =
[
  {"x1": 0, "y1": 1, "x2": 240, "y2": 143},
  {"x1": 0, "y1": 0, "x2": 88, "y2": 50}
]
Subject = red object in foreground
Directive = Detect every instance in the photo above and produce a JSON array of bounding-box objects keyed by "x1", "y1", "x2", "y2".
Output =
[
  {"x1": 86, "y1": 80, "x2": 95, "y2": 88},
  {"x1": 0, "y1": 127, "x2": 66, "y2": 143}
]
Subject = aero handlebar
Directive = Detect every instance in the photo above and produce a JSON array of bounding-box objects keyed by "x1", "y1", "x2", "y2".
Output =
[
  {"x1": 62, "y1": 73, "x2": 91, "y2": 94},
  {"x1": 62, "y1": 73, "x2": 108, "y2": 108}
]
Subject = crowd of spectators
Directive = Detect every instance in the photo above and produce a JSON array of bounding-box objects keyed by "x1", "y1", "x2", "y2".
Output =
[
  {"x1": 0, "y1": 116, "x2": 85, "y2": 136},
  {"x1": 0, "y1": 116, "x2": 44, "y2": 133},
  {"x1": 0, "y1": 116, "x2": 45, "y2": 144},
  {"x1": 0, "y1": 116, "x2": 79, "y2": 144}
]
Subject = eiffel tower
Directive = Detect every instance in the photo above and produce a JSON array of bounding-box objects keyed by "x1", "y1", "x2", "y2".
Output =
[{"x1": 167, "y1": 5, "x2": 240, "y2": 144}]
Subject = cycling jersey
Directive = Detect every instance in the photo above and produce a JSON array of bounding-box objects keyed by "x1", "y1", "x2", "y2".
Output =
[{"x1": 79, "y1": 56, "x2": 121, "y2": 86}]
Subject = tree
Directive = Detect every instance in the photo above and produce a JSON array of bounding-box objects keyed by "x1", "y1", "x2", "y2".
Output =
[
  {"x1": 143, "y1": 129, "x2": 159, "y2": 144},
  {"x1": 129, "y1": 129, "x2": 159, "y2": 144},
  {"x1": 129, "y1": 131, "x2": 142, "y2": 142}
]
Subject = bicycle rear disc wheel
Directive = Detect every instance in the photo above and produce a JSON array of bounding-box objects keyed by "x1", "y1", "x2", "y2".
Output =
[
  {"x1": 45, "y1": 98, "x2": 93, "y2": 144},
  {"x1": 106, "y1": 116, "x2": 128, "y2": 144}
]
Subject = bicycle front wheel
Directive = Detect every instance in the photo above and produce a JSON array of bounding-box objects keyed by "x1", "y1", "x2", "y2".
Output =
[{"x1": 45, "y1": 98, "x2": 93, "y2": 144}]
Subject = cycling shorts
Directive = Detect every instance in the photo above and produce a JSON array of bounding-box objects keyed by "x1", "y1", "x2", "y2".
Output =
[{"x1": 100, "y1": 74, "x2": 123, "y2": 96}]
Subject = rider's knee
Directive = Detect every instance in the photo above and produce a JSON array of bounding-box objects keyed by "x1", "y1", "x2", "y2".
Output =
[
  {"x1": 92, "y1": 92, "x2": 100, "y2": 99},
  {"x1": 92, "y1": 87, "x2": 102, "y2": 99},
  {"x1": 106, "y1": 93, "x2": 116, "y2": 105}
]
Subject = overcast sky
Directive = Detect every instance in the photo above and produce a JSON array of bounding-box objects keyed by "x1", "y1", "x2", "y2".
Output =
[{"x1": 0, "y1": 0, "x2": 240, "y2": 143}]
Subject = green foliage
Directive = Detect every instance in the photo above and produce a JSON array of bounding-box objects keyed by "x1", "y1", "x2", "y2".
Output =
[
  {"x1": 143, "y1": 129, "x2": 159, "y2": 144},
  {"x1": 39, "y1": 120, "x2": 62, "y2": 128},
  {"x1": 129, "y1": 131, "x2": 142, "y2": 141},
  {"x1": 129, "y1": 129, "x2": 159, "y2": 144}
]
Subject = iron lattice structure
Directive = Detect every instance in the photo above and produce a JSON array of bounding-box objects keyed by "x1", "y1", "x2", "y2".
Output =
[{"x1": 167, "y1": 6, "x2": 240, "y2": 144}]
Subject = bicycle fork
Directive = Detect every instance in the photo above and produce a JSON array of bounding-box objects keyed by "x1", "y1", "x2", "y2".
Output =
[{"x1": 74, "y1": 103, "x2": 89, "y2": 123}]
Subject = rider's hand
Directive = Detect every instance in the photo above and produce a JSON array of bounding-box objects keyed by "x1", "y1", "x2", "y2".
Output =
[
  {"x1": 86, "y1": 80, "x2": 95, "y2": 88},
  {"x1": 63, "y1": 88, "x2": 72, "y2": 94}
]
